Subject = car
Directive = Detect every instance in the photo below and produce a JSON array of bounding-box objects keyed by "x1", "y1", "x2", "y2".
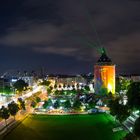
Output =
[{"x1": 88, "y1": 108, "x2": 98, "y2": 114}]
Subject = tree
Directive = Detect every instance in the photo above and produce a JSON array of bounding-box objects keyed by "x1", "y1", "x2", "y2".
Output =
[
  {"x1": 31, "y1": 101, "x2": 37, "y2": 108},
  {"x1": 4, "y1": 86, "x2": 12, "y2": 95},
  {"x1": 13, "y1": 79, "x2": 28, "y2": 93},
  {"x1": 71, "y1": 89, "x2": 77, "y2": 95},
  {"x1": 87, "y1": 101, "x2": 95, "y2": 110},
  {"x1": 108, "y1": 98, "x2": 130, "y2": 122},
  {"x1": 47, "y1": 98, "x2": 53, "y2": 106},
  {"x1": 76, "y1": 83, "x2": 80, "y2": 90},
  {"x1": 0, "y1": 106, "x2": 10, "y2": 127},
  {"x1": 8, "y1": 101, "x2": 19, "y2": 120},
  {"x1": 72, "y1": 85, "x2": 75, "y2": 90},
  {"x1": 107, "y1": 91, "x2": 114, "y2": 99},
  {"x1": 73, "y1": 99, "x2": 82, "y2": 111},
  {"x1": 18, "y1": 98, "x2": 26, "y2": 110},
  {"x1": 54, "y1": 84, "x2": 57, "y2": 89},
  {"x1": 84, "y1": 85, "x2": 90, "y2": 93},
  {"x1": 43, "y1": 101, "x2": 49, "y2": 109},
  {"x1": 123, "y1": 133, "x2": 137, "y2": 140},
  {"x1": 59, "y1": 90, "x2": 64, "y2": 95},
  {"x1": 116, "y1": 77, "x2": 131, "y2": 94},
  {"x1": 54, "y1": 90, "x2": 60, "y2": 95},
  {"x1": 99, "y1": 87, "x2": 108, "y2": 96},
  {"x1": 63, "y1": 84, "x2": 66, "y2": 89},
  {"x1": 0, "y1": 86, "x2": 12, "y2": 95},
  {"x1": 58, "y1": 85, "x2": 62, "y2": 89},
  {"x1": 43, "y1": 99, "x2": 53, "y2": 109},
  {"x1": 64, "y1": 99, "x2": 71, "y2": 109},
  {"x1": 36, "y1": 97, "x2": 41, "y2": 103},
  {"x1": 127, "y1": 82, "x2": 140, "y2": 110},
  {"x1": 47, "y1": 87, "x2": 52, "y2": 95},
  {"x1": 40, "y1": 80, "x2": 50, "y2": 86},
  {"x1": 67, "y1": 85, "x2": 70, "y2": 90},
  {"x1": 53, "y1": 100, "x2": 60, "y2": 109},
  {"x1": 133, "y1": 117, "x2": 140, "y2": 138}
]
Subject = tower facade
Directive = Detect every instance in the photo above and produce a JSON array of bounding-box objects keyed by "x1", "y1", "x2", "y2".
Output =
[{"x1": 94, "y1": 49, "x2": 115, "y2": 95}]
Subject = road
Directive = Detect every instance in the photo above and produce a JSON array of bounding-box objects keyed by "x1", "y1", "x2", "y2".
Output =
[
  {"x1": 0, "y1": 85, "x2": 47, "y2": 134},
  {"x1": 0, "y1": 84, "x2": 44, "y2": 108}
]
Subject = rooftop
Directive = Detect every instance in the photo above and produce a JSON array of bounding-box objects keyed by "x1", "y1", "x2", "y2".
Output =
[{"x1": 97, "y1": 48, "x2": 113, "y2": 65}]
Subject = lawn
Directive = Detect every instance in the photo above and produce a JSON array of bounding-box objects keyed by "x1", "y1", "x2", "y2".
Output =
[{"x1": 3, "y1": 113, "x2": 127, "y2": 140}]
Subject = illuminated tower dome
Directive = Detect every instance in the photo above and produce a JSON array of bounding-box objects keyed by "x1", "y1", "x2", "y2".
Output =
[{"x1": 94, "y1": 48, "x2": 115, "y2": 95}]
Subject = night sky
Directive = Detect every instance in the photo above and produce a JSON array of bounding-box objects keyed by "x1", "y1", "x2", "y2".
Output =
[{"x1": 0, "y1": 0, "x2": 140, "y2": 75}]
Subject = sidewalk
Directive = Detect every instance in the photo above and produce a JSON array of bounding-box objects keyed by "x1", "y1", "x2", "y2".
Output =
[{"x1": 0, "y1": 110, "x2": 29, "y2": 139}]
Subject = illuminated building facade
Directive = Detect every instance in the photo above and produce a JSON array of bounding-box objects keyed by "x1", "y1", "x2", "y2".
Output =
[{"x1": 94, "y1": 49, "x2": 115, "y2": 95}]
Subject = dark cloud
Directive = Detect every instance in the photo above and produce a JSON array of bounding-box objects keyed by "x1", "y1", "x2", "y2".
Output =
[
  {"x1": 0, "y1": 21, "x2": 64, "y2": 46},
  {"x1": 0, "y1": 0, "x2": 140, "y2": 74}
]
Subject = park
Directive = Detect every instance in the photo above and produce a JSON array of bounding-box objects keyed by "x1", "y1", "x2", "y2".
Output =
[{"x1": 3, "y1": 113, "x2": 127, "y2": 140}]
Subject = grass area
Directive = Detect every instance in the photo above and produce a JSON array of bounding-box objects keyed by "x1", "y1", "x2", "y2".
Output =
[{"x1": 3, "y1": 113, "x2": 127, "y2": 140}]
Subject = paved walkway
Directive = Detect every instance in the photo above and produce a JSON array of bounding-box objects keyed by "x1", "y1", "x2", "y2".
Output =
[{"x1": 0, "y1": 110, "x2": 29, "y2": 140}]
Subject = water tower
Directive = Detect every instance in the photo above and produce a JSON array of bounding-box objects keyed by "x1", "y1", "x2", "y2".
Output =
[{"x1": 94, "y1": 48, "x2": 115, "y2": 95}]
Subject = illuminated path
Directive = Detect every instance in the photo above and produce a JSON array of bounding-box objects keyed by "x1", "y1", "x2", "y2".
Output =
[
  {"x1": 0, "y1": 85, "x2": 44, "y2": 108},
  {"x1": 0, "y1": 85, "x2": 46, "y2": 133}
]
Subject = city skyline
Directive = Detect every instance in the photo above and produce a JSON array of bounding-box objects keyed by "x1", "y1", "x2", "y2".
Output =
[{"x1": 0, "y1": 0, "x2": 140, "y2": 74}]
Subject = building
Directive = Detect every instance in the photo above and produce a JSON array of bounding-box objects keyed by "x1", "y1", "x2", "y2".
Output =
[
  {"x1": 47, "y1": 75, "x2": 87, "y2": 85},
  {"x1": 20, "y1": 76, "x2": 34, "y2": 86},
  {"x1": 0, "y1": 78, "x2": 11, "y2": 87},
  {"x1": 94, "y1": 48, "x2": 115, "y2": 95}
]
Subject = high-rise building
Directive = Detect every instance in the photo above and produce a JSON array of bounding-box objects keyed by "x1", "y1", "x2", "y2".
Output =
[{"x1": 94, "y1": 48, "x2": 115, "y2": 95}]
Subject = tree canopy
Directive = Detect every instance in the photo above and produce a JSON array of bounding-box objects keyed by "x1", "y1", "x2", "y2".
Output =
[
  {"x1": 73, "y1": 99, "x2": 82, "y2": 111},
  {"x1": 8, "y1": 101, "x2": 19, "y2": 119},
  {"x1": 64, "y1": 99, "x2": 71, "y2": 109},
  {"x1": 18, "y1": 98, "x2": 26, "y2": 110},
  {"x1": 40, "y1": 80, "x2": 50, "y2": 86},
  {"x1": 127, "y1": 82, "x2": 140, "y2": 110},
  {"x1": 108, "y1": 98, "x2": 130, "y2": 122},
  {"x1": 116, "y1": 77, "x2": 131, "y2": 93},
  {"x1": 53, "y1": 100, "x2": 60, "y2": 109},
  {"x1": 0, "y1": 106, "x2": 10, "y2": 126},
  {"x1": 133, "y1": 117, "x2": 140, "y2": 138},
  {"x1": 13, "y1": 79, "x2": 28, "y2": 92},
  {"x1": 4, "y1": 86, "x2": 13, "y2": 95}
]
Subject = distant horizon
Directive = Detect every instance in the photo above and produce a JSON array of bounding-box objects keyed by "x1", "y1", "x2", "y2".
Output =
[{"x1": 1, "y1": 68, "x2": 140, "y2": 77}]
